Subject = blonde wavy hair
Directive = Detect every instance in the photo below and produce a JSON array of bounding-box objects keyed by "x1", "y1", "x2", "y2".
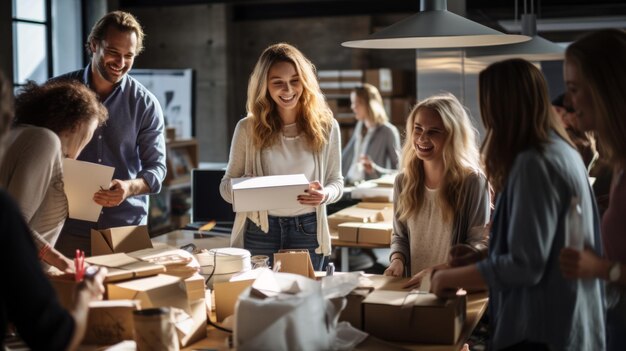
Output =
[
  {"x1": 246, "y1": 43, "x2": 333, "y2": 152},
  {"x1": 352, "y1": 83, "x2": 389, "y2": 126},
  {"x1": 566, "y1": 29, "x2": 626, "y2": 167},
  {"x1": 479, "y1": 59, "x2": 571, "y2": 193},
  {"x1": 396, "y1": 93, "x2": 482, "y2": 222}
]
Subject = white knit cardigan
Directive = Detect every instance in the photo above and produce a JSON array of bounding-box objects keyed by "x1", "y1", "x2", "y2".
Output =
[{"x1": 219, "y1": 116, "x2": 344, "y2": 256}]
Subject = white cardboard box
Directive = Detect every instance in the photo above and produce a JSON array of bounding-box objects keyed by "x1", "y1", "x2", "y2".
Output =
[{"x1": 231, "y1": 174, "x2": 309, "y2": 212}]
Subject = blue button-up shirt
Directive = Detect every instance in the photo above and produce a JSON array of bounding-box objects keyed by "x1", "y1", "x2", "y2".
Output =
[{"x1": 55, "y1": 64, "x2": 166, "y2": 236}]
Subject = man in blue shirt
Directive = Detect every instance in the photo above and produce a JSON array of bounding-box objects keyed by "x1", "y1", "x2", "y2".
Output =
[{"x1": 54, "y1": 11, "x2": 166, "y2": 256}]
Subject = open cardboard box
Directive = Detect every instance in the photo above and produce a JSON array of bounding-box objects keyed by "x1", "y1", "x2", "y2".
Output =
[
  {"x1": 107, "y1": 273, "x2": 207, "y2": 347},
  {"x1": 340, "y1": 275, "x2": 465, "y2": 344},
  {"x1": 91, "y1": 225, "x2": 153, "y2": 256},
  {"x1": 274, "y1": 249, "x2": 316, "y2": 278},
  {"x1": 231, "y1": 174, "x2": 309, "y2": 212},
  {"x1": 85, "y1": 253, "x2": 166, "y2": 283},
  {"x1": 213, "y1": 269, "x2": 267, "y2": 322},
  {"x1": 363, "y1": 289, "x2": 466, "y2": 344},
  {"x1": 327, "y1": 202, "x2": 392, "y2": 230}
]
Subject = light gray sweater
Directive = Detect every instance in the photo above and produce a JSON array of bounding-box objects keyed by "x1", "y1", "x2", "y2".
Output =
[
  {"x1": 0, "y1": 126, "x2": 68, "y2": 251},
  {"x1": 220, "y1": 116, "x2": 344, "y2": 256},
  {"x1": 390, "y1": 171, "x2": 491, "y2": 275}
]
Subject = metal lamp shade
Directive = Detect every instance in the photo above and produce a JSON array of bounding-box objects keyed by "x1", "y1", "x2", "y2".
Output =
[{"x1": 342, "y1": 0, "x2": 530, "y2": 49}]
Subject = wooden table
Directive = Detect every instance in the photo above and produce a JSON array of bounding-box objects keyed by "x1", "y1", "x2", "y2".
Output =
[
  {"x1": 332, "y1": 236, "x2": 389, "y2": 272},
  {"x1": 184, "y1": 291, "x2": 489, "y2": 351}
]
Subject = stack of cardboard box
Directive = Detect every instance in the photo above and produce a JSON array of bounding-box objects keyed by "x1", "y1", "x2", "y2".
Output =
[
  {"x1": 328, "y1": 202, "x2": 394, "y2": 245},
  {"x1": 49, "y1": 225, "x2": 208, "y2": 348}
]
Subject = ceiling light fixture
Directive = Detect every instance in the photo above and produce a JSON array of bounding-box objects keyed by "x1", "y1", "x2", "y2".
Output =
[
  {"x1": 465, "y1": 0, "x2": 564, "y2": 62},
  {"x1": 341, "y1": 0, "x2": 530, "y2": 49}
]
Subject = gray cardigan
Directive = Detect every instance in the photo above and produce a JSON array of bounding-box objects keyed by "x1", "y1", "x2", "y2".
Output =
[
  {"x1": 390, "y1": 171, "x2": 491, "y2": 275},
  {"x1": 341, "y1": 121, "x2": 400, "y2": 180},
  {"x1": 477, "y1": 132, "x2": 605, "y2": 350},
  {"x1": 220, "y1": 116, "x2": 344, "y2": 256}
]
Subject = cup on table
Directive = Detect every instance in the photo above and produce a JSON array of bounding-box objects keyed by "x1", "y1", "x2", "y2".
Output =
[{"x1": 133, "y1": 307, "x2": 179, "y2": 351}]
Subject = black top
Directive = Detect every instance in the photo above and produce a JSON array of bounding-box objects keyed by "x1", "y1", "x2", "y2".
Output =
[{"x1": 0, "y1": 190, "x2": 74, "y2": 350}]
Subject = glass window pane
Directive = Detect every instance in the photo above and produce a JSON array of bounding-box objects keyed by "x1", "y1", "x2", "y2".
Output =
[
  {"x1": 14, "y1": 22, "x2": 48, "y2": 84},
  {"x1": 13, "y1": 0, "x2": 46, "y2": 22}
]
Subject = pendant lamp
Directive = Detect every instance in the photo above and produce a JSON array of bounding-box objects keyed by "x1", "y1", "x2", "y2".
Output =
[
  {"x1": 341, "y1": 0, "x2": 530, "y2": 49},
  {"x1": 465, "y1": 12, "x2": 565, "y2": 62}
]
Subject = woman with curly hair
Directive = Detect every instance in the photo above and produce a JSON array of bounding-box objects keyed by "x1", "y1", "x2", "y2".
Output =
[
  {"x1": 384, "y1": 93, "x2": 490, "y2": 285},
  {"x1": 0, "y1": 80, "x2": 108, "y2": 272},
  {"x1": 220, "y1": 43, "x2": 343, "y2": 270}
]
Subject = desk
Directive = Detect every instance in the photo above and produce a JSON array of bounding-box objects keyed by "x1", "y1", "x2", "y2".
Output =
[
  {"x1": 184, "y1": 291, "x2": 489, "y2": 351},
  {"x1": 332, "y1": 236, "x2": 389, "y2": 272},
  {"x1": 152, "y1": 229, "x2": 230, "y2": 251}
]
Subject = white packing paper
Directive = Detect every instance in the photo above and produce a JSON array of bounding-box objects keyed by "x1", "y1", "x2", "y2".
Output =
[{"x1": 63, "y1": 158, "x2": 114, "y2": 222}]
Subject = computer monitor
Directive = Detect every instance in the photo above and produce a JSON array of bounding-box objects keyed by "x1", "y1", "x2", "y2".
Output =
[{"x1": 191, "y1": 168, "x2": 235, "y2": 224}]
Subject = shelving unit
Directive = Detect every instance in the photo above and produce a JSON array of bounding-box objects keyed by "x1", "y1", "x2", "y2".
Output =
[{"x1": 149, "y1": 137, "x2": 199, "y2": 234}]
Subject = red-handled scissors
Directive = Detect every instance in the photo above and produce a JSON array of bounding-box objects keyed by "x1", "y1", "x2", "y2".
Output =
[{"x1": 74, "y1": 249, "x2": 85, "y2": 282}]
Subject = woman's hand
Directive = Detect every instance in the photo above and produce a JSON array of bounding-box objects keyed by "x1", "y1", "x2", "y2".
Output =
[
  {"x1": 430, "y1": 269, "x2": 459, "y2": 299},
  {"x1": 448, "y1": 244, "x2": 485, "y2": 267},
  {"x1": 384, "y1": 257, "x2": 404, "y2": 277},
  {"x1": 403, "y1": 267, "x2": 432, "y2": 289},
  {"x1": 298, "y1": 180, "x2": 326, "y2": 206},
  {"x1": 359, "y1": 155, "x2": 374, "y2": 175},
  {"x1": 560, "y1": 247, "x2": 605, "y2": 280}
]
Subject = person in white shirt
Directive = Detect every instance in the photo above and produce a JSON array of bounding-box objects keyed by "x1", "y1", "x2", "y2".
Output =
[{"x1": 220, "y1": 43, "x2": 343, "y2": 270}]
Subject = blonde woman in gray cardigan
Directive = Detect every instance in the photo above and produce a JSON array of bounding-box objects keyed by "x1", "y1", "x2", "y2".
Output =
[
  {"x1": 384, "y1": 93, "x2": 490, "y2": 287},
  {"x1": 342, "y1": 84, "x2": 401, "y2": 184},
  {"x1": 220, "y1": 43, "x2": 343, "y2": 270}
]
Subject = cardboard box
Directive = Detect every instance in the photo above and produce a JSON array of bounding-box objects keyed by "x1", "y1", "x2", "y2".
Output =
[
  {"x1": 184, "y1": 273, "x2": 206, "y2": 301},
  {"x1": 107, "y1": 274, "x2": 189, "y2": 312},
  {"x1": 107, "y1": 273, "x2": 206, "y2": 347},
  {"x1": 274, "y1": 249, "x2": 316, "y2": 278},
  {"x1": 214, "y1": 279, "x2": 254, "y2": 322},
  {"x1": 337, "y1": 222, "x2": 360, "y2": 242},
  {"x1": 327, "y1": 206, "x2": 386, "y2": 230},
  {"x1": 48, "y1": 273, "x2": 78, "y2": 310},
  {"x1": 231, "y1": 174, "x2": 309, "y2": 212},
  {"x1": 176, "y1": 297, "x2": 207, "y2": 347},
  {"x1": 85, "y1": 253, "x2": 166, "y2": 283},
  {"x1": 83, "y1": 300, "x2": 140, "y2": 345},
  {"x1": 337, "y1": 222, "x2": 393, "y2": 244},
  {"x1": 365, "y1": 69, "x2": 407, "y2": 97},
  {"x1": 91, "y1": 225, "x2": 153, "y2": 256},
  {"x1": 363, "y1": 290, "x2": 466, "y2": 344},
  {"x1": 339, "y1": 287, "x2": 374, "y2": 329}
]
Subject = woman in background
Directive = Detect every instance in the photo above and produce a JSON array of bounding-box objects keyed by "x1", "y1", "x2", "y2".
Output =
[
  {"x1": 220, "y1": 43, "x2": 343, "y2": 270},
  {"x1": 432, "y1": 59, "x2": 605, "y2": 350},
  {"x1": 384, "y1": 93, "x2": 490, "y2": 285},
  {"x1": 560, "y1": 28, "x2": 626, "y2": 351},
  {"x1": 342, "y1": 83, "x2": 400, "y2": 184},
  {"x1": 0, "y1": 80, "x2": 108, "y2": 272}
]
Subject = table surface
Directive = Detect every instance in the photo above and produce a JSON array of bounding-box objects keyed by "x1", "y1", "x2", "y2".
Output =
[{"x1": 184, "y1": 291, "x2": 489, "y2": 351}]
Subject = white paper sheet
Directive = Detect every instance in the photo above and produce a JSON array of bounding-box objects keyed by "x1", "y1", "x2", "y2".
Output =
[{"x1": 63, "y1": 159, "x2": 114, "y2": 222}]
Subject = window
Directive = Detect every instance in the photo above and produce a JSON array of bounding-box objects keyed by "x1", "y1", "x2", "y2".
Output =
[
  {"x1": 11, "y1": 0, "x2": 83, "y2": 87},
  {"x1": 12, "y1": 0, "x2": 51, "y2": 86}
]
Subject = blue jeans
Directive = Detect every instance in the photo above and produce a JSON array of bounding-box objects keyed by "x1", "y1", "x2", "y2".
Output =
[{"x1": 244, "y1": 212, "x2": 326, "y2": 271}]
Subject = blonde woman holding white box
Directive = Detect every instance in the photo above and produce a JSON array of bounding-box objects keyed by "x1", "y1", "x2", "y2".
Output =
[{"x1": 220, "y1": 43, "x2": 343, "y2": 270}]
